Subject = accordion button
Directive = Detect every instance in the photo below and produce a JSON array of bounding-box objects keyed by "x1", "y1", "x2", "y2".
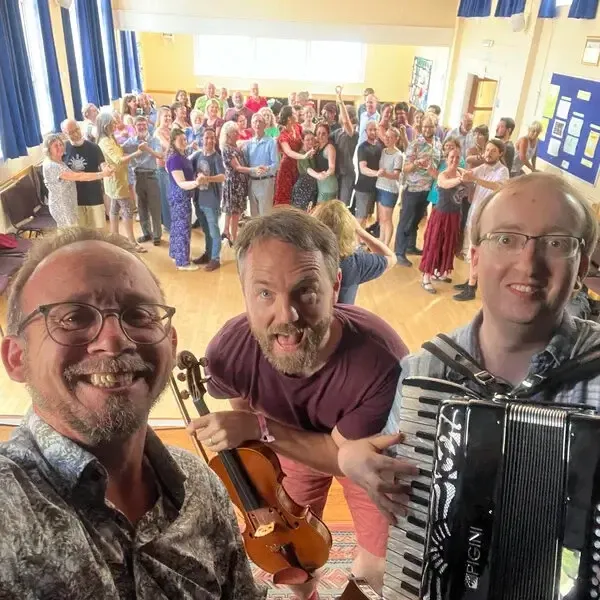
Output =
[
  {"x1": 595, "y1": 541, "x2": 600, "y2": 549},
  {"x1": 591, "y1": 590, "x2": 598, "y2": 598},
  {"x1": 593, "y1": 553, "x2": 600, "y2": 561},
  {"x1": 592, "y1": 577, "x2": 599, "y2": 586}
]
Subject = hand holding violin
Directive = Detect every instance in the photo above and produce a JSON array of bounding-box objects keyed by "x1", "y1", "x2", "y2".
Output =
[{"x1": 188, "y1": 410, "x2": 261, "y2": 452}]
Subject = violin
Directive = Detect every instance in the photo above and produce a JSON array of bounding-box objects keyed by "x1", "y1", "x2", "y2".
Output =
[{"x1": 171, "y1": 350, "x2": 332, "y2": 585}]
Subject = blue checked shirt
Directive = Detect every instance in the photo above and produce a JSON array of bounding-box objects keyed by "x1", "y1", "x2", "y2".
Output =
[
  {"x1": 383, "y1": 310, "x2": 600, "y2": 442},
  {"x1": 243, "y1": 135, "x2": 279, "y2": 178}
]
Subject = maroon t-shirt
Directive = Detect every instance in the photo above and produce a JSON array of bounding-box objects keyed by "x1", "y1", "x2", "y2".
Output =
[{"x1": 205, "y1": 305, "x2": 408, "y2": 439}]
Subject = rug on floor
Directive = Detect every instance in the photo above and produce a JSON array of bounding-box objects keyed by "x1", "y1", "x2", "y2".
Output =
[{"x1": 251, "y1": 522, "x2": 356, "y2": 599}]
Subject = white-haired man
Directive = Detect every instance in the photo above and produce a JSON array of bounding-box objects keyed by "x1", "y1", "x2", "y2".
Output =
[
  {"x1": 243, "y1": 113, "x2": 279, "y2": 216},
  {"x1": 62, "y1": 118, "x2": 108, "y2": 230}
]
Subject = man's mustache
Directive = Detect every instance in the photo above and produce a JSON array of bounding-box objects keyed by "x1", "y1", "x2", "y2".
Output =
[{"x1": 64, "y1": 355, "x2": 154, "y2": 381}]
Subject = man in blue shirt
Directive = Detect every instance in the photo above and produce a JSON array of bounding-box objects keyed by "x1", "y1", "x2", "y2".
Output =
[
  {"x1": 243, "y1": 113, "x2": 279, "y2": 217},
  {"x1": 191, "y1": 128, "x2": 225, "y2": 271},
  {"x1": 123, "y1": 116, "x2": 164, "y2": 246}
]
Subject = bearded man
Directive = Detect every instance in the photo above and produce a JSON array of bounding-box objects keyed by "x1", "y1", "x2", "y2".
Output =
[
  {"x1": 0, "y1": 229, "x2": 264, "y2": 599},
  {"x1": 189, "y1": 208, "x2": 408, "y2": 599}
]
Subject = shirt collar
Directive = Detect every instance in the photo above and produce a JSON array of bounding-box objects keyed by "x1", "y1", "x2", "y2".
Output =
[
  {"x1": 466, "y1": 309, "x2": 577, "y2": 374},
  {"x1": 19, "y1": 411, "x2": 187, "y2": 509}
]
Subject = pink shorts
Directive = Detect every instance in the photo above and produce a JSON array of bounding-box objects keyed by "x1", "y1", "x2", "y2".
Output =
[{"x1": 278, "y1": 455, "x2": 389, "y2": 558}]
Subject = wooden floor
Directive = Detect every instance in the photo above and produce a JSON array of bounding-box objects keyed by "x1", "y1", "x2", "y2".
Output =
[
  {"x1": 0, "y1": 218, "x2": 480, "y2": 417},
  {"x1": 0, "y1": 217, "x2": 480, "y2": 523}
]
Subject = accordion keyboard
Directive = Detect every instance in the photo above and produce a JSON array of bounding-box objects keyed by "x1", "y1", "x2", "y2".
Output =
[{"x1": 382, "y1": 379, "x2": 467, "y2": 600}]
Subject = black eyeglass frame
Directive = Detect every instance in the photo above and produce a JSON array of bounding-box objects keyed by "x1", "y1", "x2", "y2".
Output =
[
  {"x1": 477, "y1": 232, "x2": 585, "y2": 257},
  {"x1": 16, "y1": 302, "x2": 176, "y2": 347}
]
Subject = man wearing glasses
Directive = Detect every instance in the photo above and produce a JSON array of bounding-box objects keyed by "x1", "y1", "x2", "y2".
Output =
[
  {"x1": 0, "y1": 229, "x2": 265, "y2": 599},
  {"x1": 336, "y1": 172, "x2": 600, "y2": 522}
]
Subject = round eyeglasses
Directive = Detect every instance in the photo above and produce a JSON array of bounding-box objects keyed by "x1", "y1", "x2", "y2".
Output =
[
  {"x1": 16, "y1": 302, "x2": 176, "y2": 347},
  {"x1": 478, "y1": 232, "x2": 585, "y2": 260}
]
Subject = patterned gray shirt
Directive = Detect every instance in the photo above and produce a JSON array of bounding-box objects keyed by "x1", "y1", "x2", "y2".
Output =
[
  {"x1": 0, "y1": 411, "x2": 266, "y2": 600},
  {"x1": 384, "y1": 310, "x2": 600, "y2": 440}
]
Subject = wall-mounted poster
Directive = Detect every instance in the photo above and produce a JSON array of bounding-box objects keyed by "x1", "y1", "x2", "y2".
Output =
[{"x1": 409, "y1": 57, "x2": 433, "y2": 111}]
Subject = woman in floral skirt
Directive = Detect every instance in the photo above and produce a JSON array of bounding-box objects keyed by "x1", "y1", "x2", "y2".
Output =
[{"x1": 220, "y1": 122, "x2": 252, "y2": 244}]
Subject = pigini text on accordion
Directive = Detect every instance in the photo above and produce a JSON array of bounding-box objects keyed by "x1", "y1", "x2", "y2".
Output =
[{"x1": 384, "y1": 376, "x2": 600, "y2": 600}]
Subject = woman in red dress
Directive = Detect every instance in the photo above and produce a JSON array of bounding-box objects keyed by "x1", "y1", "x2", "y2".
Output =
[{"x1": 273, "y1": 105, "x2": 313, "y2": 206}]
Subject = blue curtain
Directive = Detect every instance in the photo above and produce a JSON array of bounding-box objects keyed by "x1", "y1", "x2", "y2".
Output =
[
  {"x1": 539, "y1": 0, "x2": 557, "y2": 17},
  {"x1": 120, "y1": 30, "x2": 143, "y2": 93},
  {"x1": 36, "y1": 0, "x2": 67, "y2": 132},
  {"x1": 569, "y1": 0, "x2": 599, "y2": 18},
  {"x1": 75, "y1": 0, "x2": 109, "y2": 107},
  {"x1": 61, "y1": 7, "x2": 82, "y2": 120},
  {"x1": 0, "y1": 0, "x2": 42, "y2": 159},
  {"x1": 495, "y1": 0, "x2": 526, "y2": 16},
  {"x1": 100, "y1": 0, "x2": 122, "y2": 100},
  {"x1": 458, "y1": 0, "x2": 492, "y2": 17}
]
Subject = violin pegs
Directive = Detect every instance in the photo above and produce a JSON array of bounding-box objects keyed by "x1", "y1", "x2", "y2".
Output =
[
  {"x1": 181, "y1": 390, "x2": 190, "y2": 399},
  {"x1": 177, "y1": 372, "x2": 186, "y2": 382}
]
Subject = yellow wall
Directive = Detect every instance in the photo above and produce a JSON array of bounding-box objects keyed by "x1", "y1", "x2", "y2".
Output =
[
  {"x1": 445, "y1": 0, "x2": 600, "y2": 204},
  {"x1": 116, "y1": 0, "x2": 459, "y2": 29},
  {"x1": 139, "y1": 32, "x2": 417, "y2": 103}
]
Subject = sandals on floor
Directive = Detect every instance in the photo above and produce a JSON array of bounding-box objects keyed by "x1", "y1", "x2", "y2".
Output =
[
  {"x1": 421, "y1": 281, "x2": 437, "y2": 294},
  {"x1": 432, "y1": 274, "x2": 452, "y2": 283},
  {"x1": 133, "y1": 244, "x2": 148, "y2": 253}
]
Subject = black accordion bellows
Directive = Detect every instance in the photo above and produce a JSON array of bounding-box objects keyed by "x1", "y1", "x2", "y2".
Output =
[{"x1": 384, "y1": 377, "x2": 600, "y2": 600}]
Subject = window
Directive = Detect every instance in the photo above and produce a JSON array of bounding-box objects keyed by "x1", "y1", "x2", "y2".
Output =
[
  {"x1": 193, "y1": 35, "x2": 365, "y2": 84},
  {"x1": 19, "y1": 0, "x2": 54, "y2": 134}
]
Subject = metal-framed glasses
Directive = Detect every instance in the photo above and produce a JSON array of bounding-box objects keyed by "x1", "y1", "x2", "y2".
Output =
[
  {"x1": 16, "y1": 302, "x2": 176, "y2": 347},
  {"x1": 478, "y1": 232, "x2": 585, "y2": 259}
]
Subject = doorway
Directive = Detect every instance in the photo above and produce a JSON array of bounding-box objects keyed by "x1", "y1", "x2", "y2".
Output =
[{"x1": 467, "y1": 76, "x2": 498, "y2": 127}]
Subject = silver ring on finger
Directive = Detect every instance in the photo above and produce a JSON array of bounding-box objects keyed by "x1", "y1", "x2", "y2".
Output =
[{"x1": 208, "y1": 437, "x2": 213, "y2": 446}]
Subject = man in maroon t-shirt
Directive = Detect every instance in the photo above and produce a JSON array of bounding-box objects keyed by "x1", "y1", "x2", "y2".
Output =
[{"x1": 187, "y1": 209, "x2": 408, "y2": 598}]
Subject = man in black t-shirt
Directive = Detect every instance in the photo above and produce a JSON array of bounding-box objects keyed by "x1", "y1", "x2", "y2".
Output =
[
  {"x1": 354, "y1": 121, "x2": 382, "y2": 227},
  {"x1": 62, "y1": 119, "x2": 107, "y2": 229}
]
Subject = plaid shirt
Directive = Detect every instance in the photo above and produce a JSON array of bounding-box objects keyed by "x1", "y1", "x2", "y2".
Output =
[
  {"x1": 404, "y1": 135, "x2": 443, "y2": 193},
  {"x1": 384, "y1": 310, "x2": 600, "y2": 440}
]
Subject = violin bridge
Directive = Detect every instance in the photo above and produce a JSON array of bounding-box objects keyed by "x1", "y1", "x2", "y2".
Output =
[{"x1": 254, "y1": 522, "x2": 276, "y2": 537}]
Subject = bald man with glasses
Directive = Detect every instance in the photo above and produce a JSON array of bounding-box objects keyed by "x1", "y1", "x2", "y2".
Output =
[{"x1": 0, "y1": 229, "x2": 265, "y2": 599}]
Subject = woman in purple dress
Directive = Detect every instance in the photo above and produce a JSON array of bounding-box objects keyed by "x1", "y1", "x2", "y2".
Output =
[
  {"x1": 166, "y1": 128, "x2": 202, "y2": 271},
  {"x1": 219, "y1": 122, "x2": 251, "y2": 245}
]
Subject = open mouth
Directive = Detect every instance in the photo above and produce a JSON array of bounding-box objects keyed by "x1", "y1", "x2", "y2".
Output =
[
  {"x1": 274, "y1": 330, "x2": 305, "y2": 352},
  {"x1": 77, "y1": 372, "x2": 143, "y2": 389}
]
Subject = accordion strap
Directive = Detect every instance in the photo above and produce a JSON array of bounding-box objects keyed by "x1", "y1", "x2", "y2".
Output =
[
  {"x1": 423, "y1": 334, "x2": 600, "y2": 400},
  {"x1": 422, "y1": 334, "x2": 511, "y2": 396},
  {"x1": 513, "y1": 345, "x2": 600, "y2": 398}
]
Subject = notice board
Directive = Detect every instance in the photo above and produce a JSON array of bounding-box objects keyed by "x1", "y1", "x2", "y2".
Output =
[
  {"x1": 537, "y1": 73, "x2": 600, "y2": 186},
  {"x1": 409, "y1": 57, "x2": 433, "y2": 111}
]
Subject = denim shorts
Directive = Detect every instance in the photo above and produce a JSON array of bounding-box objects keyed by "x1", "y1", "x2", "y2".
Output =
[{"x1": 376, "y1": 188, "x2": 399, "y2": 208}]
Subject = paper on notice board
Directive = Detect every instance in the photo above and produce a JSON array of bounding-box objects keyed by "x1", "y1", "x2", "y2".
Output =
[
  {"x1": 582, "y1": 158, "x2": 594, "y2": 168},
  {"x1": 543, "y1": 84, "x2": 560, "y2": 119},
  {"x1": 585, "y1": 131, "x2": 600, "y2": 159},
  {"x1": 563, "y1": 135, "x2": 579, "y2": 156},
  {"x1": 539, "y1": 117, "x2": 550, "y2": 141},
  {"x1": 568, "y1": 117, "x2": 584, "y2": 138},
  {"x1": 577, "y1": 90, "x2": 592, "y2": 101},
  {"x1": 556, "y1": 98, "x2": 571, "y2": 120},
  {"x1": 552, "y1": 120, "x2": 566, "y2": 139},
  {"x1": 547, "y1": 137, "x2": 561, "y2": 157}
]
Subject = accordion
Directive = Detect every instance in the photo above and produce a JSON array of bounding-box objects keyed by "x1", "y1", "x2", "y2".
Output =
[{"x1": 377, "y1": 376, "x2": 600, "y2": 600}]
